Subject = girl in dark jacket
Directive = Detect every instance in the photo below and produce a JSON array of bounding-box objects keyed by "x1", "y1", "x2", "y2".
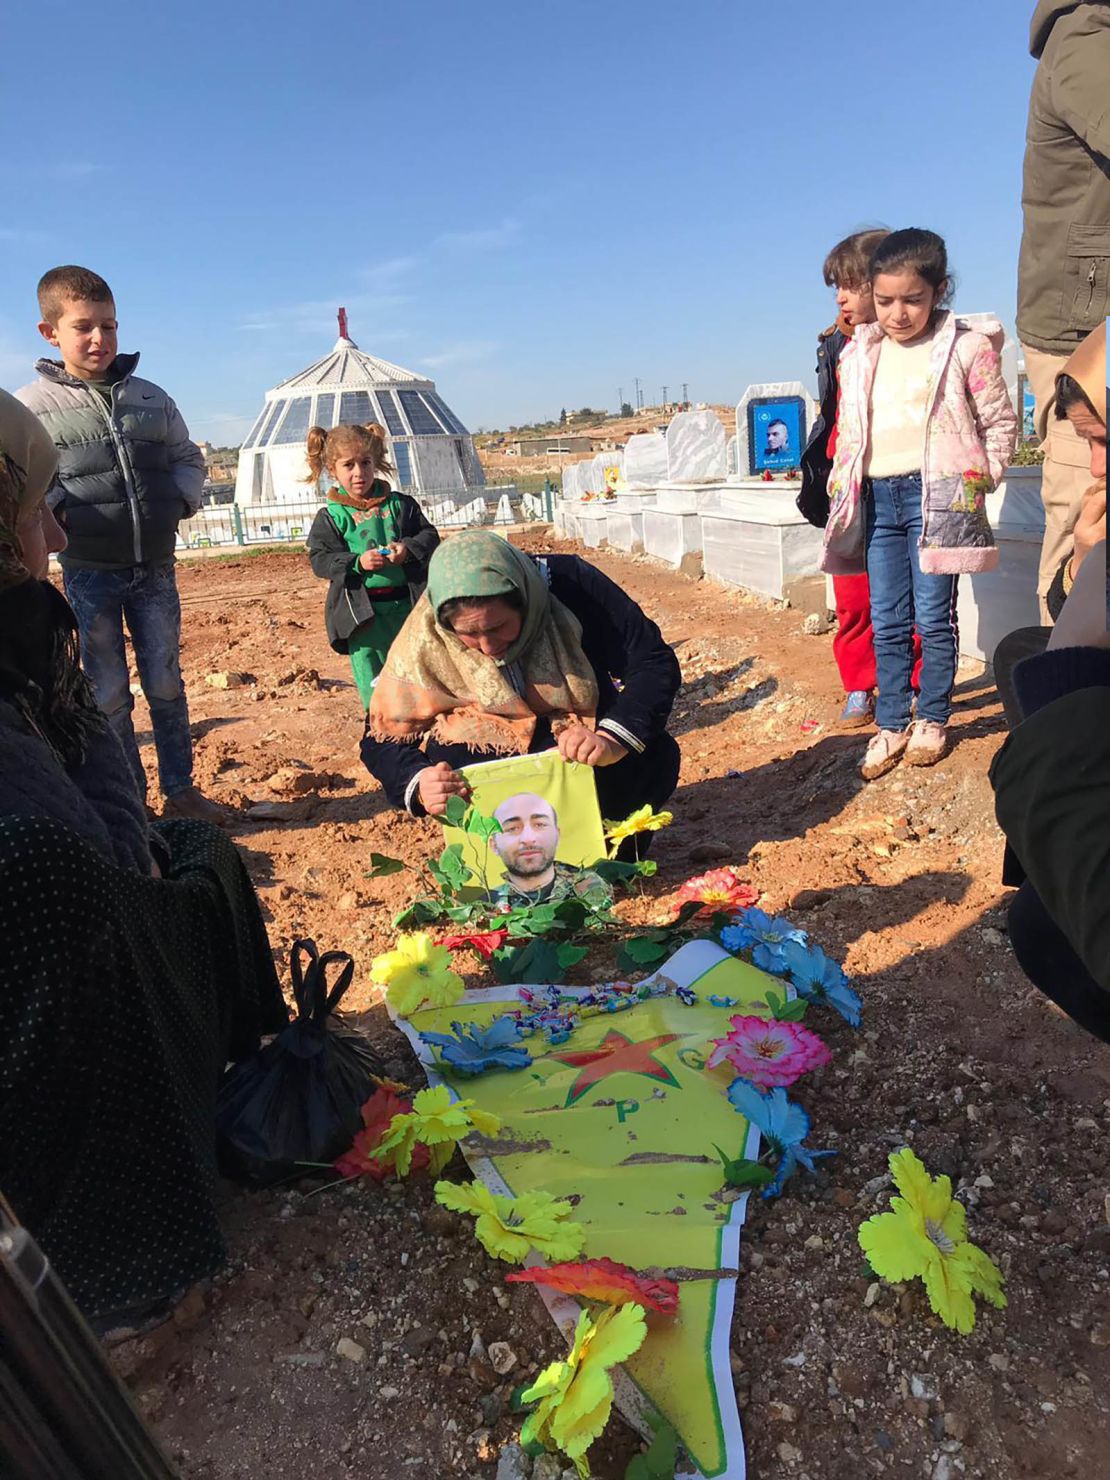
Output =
[
  {"x1": 361, "y1": 530, "x2": 681, "y2": 830},
  {"x1": 305, "y1": 423, "x2": 439, "y2": 708}
]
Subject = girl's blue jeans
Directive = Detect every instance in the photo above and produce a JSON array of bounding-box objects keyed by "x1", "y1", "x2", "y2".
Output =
[{"x1": 864, "y1": 473, "x2": 957, "y2": 731}]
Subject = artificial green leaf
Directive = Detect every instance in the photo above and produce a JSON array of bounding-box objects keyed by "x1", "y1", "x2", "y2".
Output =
[
  {"x1": 555, "y1": 942, "x2": 588, "y2": 969},
  {"x1": 441, "y1": 794, "x2": 470, "y2": 828},
  {"x1": 551, "y1": 897, "x2": 590, "y2": 930},
  {"x1": 492, "y1": 937, "x2": 562, "y2": 985},
  {"x1": 713, "y1": 1145, "x2": 775, "y2": 1189},
  {"x1": 672, "y1": 899, "x2": 705, "y2": 927},
  {"x1": 590, "y1": 858, "x2": 640, "y2": 883},
  {"x1": 363, "y1": 852, "x2": 407, "y2": 880},
  {"x1": 625, "y1": 1416, "x2": 679, "y2": 1480},
  {"x1": 430, "y1": 843, "x2": 472, "y2": 895},
  {"x1": 617, "y1": 936, "x2": 671, "y2": 970},
  {"x1": 776, "y1": 998, "x2": 809, "y2": 1022},
  {"x1": 392, "y1": 897, "x2": 444, "y2": 930},
  {"x1": 465, "y1": 808, "x2": 503, "y2": 841}
]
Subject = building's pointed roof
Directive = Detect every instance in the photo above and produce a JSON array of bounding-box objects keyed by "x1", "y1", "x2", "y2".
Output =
[{"x1": 273, "y1": 334, "x2": 433, "y2": 394}]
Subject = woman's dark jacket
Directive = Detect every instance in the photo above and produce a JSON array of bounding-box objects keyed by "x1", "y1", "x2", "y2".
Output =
[
  {"x1": 306, "y1": 495, "x2": 440, "y2": 654},
  {"x1": 796, "y1": 323, "x2": 847, "y2": 529},
  {"x1": 360, "y1": 553, "x2": 682, "y2": 811}
]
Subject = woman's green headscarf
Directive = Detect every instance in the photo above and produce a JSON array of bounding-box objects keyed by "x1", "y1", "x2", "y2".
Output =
[{"x1": 426, "y1": 530, "x2": 551, "y2": 665}]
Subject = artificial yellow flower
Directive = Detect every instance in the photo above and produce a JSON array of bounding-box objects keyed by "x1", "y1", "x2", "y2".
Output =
[
  {"x1": 370, "y1": 931, "x2": 464, "y2": 1016},
  {"x1": 858, "y1": 1148, "x2": 1006, "y2": 1334},
  {"x1": 521, "y1": 1303, "x2": 648, "y2": 1475},
  {"x1": 603, "y1": 805, "x2": 674, "y2": 858},
  {"x1": 374, "y1": 1085, "x2": 501, "y2": 1177},
  {"x1": 434, "y1": 1179, "x2": 586, "y2": 1264}
]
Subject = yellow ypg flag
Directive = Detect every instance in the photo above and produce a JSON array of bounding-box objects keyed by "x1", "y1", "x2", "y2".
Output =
[{"x1": 395, "y1": 939, "x2": 783, "y2": 1479}]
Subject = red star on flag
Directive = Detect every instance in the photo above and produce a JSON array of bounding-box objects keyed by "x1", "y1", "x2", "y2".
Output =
[{"x1": 551, "y1": 1029, "x2": 686, "y2": 1107}]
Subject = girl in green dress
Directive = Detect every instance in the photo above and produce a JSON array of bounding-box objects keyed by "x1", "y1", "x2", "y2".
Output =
[{"x1": 305, "y1": 423, "x2": 439, "y2": 708}]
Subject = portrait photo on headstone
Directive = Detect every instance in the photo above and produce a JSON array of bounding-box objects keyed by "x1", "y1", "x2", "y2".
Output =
[{"x1": 747, "y1": 395, "x2": 807, "y2": 473}]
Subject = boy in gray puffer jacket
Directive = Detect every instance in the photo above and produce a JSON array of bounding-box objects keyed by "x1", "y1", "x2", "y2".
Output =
[{"x1": 15, "y1": 265, "x2": 224, "y2": 821}]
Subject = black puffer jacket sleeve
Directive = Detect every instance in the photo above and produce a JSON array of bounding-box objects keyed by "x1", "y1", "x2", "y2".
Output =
[
  {"x1": 546, "y1": 555, "x2": 681, "y2": 753},
  {"x1": 398, "y1": 496, "x2": 439, "y2": 583},
  {"x1": 306, "y1": 507, "x2": 355, "y2": 582},
  {"x1": 360, "y1": 724, "x2": 432, "y2": 812}
]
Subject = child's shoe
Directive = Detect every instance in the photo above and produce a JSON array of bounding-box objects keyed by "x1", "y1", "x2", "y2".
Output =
[
  {"x1": 905, "y1": 719, "x2": 948, "y2": 767},
  {"x1": 838, "y1": 690, "x2": 875, "y2": 729},
  {"x1": 860, "y1": 727, "x2": 908, "y2": 780}
]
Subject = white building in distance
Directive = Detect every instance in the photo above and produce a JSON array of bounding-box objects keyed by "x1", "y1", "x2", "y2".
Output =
[{"x1": 234, "y1": 309, "x2": 485, "y2": 505}]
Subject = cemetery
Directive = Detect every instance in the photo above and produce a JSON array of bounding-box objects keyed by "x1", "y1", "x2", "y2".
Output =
[
  {"x1": 104, "y1": 531, "x2": 1106, "y2": 1480},
  {"x1": 553, "y1": 341, "x2": 1044, "y2": 662}
]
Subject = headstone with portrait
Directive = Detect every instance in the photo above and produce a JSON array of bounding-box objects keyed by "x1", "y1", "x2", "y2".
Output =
[{"x1": 733, "y1": 381, "x2": 815, "y2": 482}]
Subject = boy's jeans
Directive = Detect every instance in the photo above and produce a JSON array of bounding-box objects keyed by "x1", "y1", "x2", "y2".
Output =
[
  {"x1": 63, "y1": 562, "x2": 193, "y2": 800},
  {"x1": 864, "y1": 473, "x2": 957, "y2": 731}
]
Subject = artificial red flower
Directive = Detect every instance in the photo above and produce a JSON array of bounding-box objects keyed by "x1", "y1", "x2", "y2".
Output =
[
  {"x1": 675, "y1": 867, "x2": 760, "y2": 920},
  {"x1": 438, "y1": 929, "x2": 510, "y2": 961},
  {"x1": 761, "y1": 469, "x2": 774, "y2": 482},
  {"x1": 506, "y1": 1257, "x2": 679, "y2": 1316},
  {"x1": 333, "y1": 1086, "x2": 429, "y2": 1181}
]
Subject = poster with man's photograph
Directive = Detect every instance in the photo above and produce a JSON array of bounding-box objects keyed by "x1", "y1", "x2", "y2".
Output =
[
  {"x1": 748, "y1": 396, "x2": 806, "y2": 474},
  {"x1": 442, "y1": 749, "x2": 611, "y2": 908}
]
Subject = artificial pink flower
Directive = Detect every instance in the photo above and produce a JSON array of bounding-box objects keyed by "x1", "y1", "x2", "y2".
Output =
[
  {"x1": 674, "y1": 868, "x2": 760, "y2": 920},
  {"x1": 707, "y1": 1014, "x2": 831, "y2": 1088}
]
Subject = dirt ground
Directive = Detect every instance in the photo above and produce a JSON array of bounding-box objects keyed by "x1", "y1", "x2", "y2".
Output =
[{"x1": 116, "y1": 535, "x2": 1110, "y2": 1480}]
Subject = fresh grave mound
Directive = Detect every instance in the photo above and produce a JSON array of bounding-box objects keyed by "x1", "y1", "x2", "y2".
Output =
[{"x1": 390, "y1": 938, "x2": 831, "y2": 1480}]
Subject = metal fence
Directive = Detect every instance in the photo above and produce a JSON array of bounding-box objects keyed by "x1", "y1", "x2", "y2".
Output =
[{"x1": 177, "y1": 485, "x2": 555, "y2": 551}]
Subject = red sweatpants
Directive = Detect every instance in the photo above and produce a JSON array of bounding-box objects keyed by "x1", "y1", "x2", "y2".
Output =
[{"x1": 832, "y1": 573, "x2": 923, "y2": 693}]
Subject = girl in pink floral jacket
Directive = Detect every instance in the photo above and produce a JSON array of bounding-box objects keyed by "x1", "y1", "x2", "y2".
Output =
[{"x1": 820, "y1": 229, "x2": 1017, "y2": 779}]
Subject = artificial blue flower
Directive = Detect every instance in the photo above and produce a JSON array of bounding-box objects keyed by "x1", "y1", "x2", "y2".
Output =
[
  {"x1": 726, "y1": 1079, "x2": 834, "y2": 1198},
  {"x1": 721, "y1": 907, "x2": 808, "y2": 973},
  {"x1": 780, "y1": 939, "x2": 862, "y2": 1027},
  {"x1": 420, "y1": 1017, "x2": 531, "y2": 1075}
]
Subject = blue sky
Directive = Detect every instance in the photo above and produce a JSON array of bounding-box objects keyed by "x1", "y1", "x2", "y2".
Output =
[{"x1": 1, "y1": 1, "x2": 1036, "y2": 443}]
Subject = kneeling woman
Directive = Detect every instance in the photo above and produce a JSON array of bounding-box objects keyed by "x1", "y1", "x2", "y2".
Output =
[{"x1": 361, "y1": 531, "x2": 682, "y2": 832}]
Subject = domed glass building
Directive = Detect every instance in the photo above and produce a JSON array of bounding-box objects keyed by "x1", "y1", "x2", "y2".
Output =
[{"x1": 234, "y1": 310, "x2": 485, "y2": 505}]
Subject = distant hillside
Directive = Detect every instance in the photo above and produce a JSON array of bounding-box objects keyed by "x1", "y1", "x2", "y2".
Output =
[{"x1": 476, "y1": 404, "x2": 735, "y2": 481}]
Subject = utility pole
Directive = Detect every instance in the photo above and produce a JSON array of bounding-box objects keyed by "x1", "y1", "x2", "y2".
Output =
[
  {"x1": 661, "y1": 385, "x2": 668, "y2": 409},
  {"x1": 617, "y1": 387, "x2": 624, "y2": 416},
  {"x1": 681, "y1": 381, "x2": 689, "y2": 406},
  {"x1": 633, "y1": 377, "x2": 642, "y2": 411}
]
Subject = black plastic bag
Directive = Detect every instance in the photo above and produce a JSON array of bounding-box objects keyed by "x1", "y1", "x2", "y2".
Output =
[{"x1": 215, "y1": 939, "x2": 385, "y2": 1186}]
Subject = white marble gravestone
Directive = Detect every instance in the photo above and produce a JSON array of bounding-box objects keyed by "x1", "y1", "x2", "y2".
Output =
[
  {"x1": 700, "y1": 488, "x2": 823, "y2": 600},
  {"x1": 605, "y1": 509, "x2": 645, "y2": 553},
  {"x1": 955, "y1": 465, "x2": 1043, "y2": 663},
  {"x1": 494, "y1": 493, "x2": 514, "y2": 525},
  {"x1": 622, "y1": 431, "x2": 668, "y2": 489},
  {"x1": 457, "y1": 495, "x2": 487, "y2": 526},
  {"x1": 726, "y1": 435, "x2": 738, "y2": 476},
  {"x1": 734, "y1": 381, "x2": 818, "y2": 482},
  {"x1": 665, "y1": 409, "x2": 727, "y2": 483}
]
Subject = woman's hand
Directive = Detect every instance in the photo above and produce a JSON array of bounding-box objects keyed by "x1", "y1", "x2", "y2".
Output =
[
  {"x1": 1049, "y1": 541, "x2": 1109, "y2": 652},
  {"x1": 1072, "y1": 488, "x2": 1107, "y2": 574},
  {"x1": 557, "y1": 723, "x2": 628, "y2": 767},
  {"x1": 417, "y1": 762, "x2": 472, "y2": 815},
  {"x1": 359, "y1": 549, "x2": 389, "y2": 572}
]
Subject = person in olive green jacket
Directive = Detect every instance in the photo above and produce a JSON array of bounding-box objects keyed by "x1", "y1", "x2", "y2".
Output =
[{"x1": 1017, "y1": 0, "x2": 1110, "y2": 613}]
